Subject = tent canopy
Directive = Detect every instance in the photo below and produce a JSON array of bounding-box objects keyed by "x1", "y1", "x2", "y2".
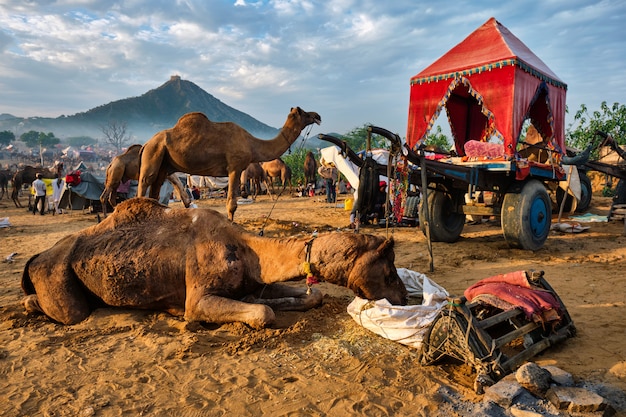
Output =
[{"x1": 407, "y1": 17, "x2": 567, "y2": 159}]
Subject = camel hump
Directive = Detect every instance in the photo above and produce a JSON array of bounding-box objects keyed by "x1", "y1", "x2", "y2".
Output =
[
  {"x1": 125, "y1": 144, "x2": 142, "y2": 153},
  {"x1": 110, "y1": 198, "x2": 169, "y2": 223},
  {"x1": 176, "y1": 112, "x2": 210, "y2": 125}
]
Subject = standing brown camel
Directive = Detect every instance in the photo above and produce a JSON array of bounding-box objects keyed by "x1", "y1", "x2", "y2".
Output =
[
  {"x1": 304, "y1": 151, "x2": 317, "y2": 186},
  {"x1": 262, "y1": 158, "x2": 293, "y2": 197},
  {"x1": 0, "y1": 168, "x2": 13, "y2": 200},
  {"x1": 137, "y1": 107, "x2": 321, "y2": 221},
  {"x1": 100, "y1": 145, "x2": 190, "y2": 215},
  {"x1": 240, "y1": 162, "x2": 266, "y2": 198},
  {"x1": 11, "y1": 166, "x2": 57, "y2": 208}
]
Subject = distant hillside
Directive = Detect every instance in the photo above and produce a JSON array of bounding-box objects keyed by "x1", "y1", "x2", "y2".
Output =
[{"x1": 0, "y1": 76, "x2": 280, "y2": 141}]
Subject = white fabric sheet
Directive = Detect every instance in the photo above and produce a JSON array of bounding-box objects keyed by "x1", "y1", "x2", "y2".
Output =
[{"x1": 347, "y1": 268, "x2": 449, "y2": 350}]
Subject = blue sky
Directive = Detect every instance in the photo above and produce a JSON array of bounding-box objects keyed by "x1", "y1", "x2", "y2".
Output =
[{"x1": 0, "y1": 0, "x2": 624, "y2": 140}]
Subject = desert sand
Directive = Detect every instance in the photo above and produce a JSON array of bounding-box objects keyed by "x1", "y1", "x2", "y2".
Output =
[{"x1": 1, "y1": 185, "x2": 625, "y2": 416}]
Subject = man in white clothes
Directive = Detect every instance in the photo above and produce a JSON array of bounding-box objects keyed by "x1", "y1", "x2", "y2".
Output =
[
  {"x1": 32, "y1": 173, "x2": 47, "y2": 215},
  {"x1": 51, "y1": 174, "x2": 65, "y2": 214}
]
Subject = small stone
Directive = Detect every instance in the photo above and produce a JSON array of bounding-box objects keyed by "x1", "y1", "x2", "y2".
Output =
[
  {"x1": 81, "y1": 407, "x2": 95, "y2": 416},
  {"x1": 546, "y1": 386, "x2": 611, "y2": 413},
  {"x1": 484, "y1": 379, "x2": 525, "y2": 408},
  {"x1": 516, "y1": 362, "x2": 551, "y2": 397},
  {"x1": 542, "y1": 365, "x2": 574, "y2": 386},
  {"x1": 509, "y1": 406, "x2": 544, "y2": 417}
]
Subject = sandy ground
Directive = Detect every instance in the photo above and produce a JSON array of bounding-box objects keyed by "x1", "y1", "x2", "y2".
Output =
[{"x1": 1, "y1": 188, "x2": 626, "y2": 416}]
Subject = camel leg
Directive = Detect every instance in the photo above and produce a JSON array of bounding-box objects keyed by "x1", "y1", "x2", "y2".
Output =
[
  {"x1": 167, "y1": 174, "x2": 191, "y2": 208},
  {"x1": 12, "y1": 187, "x2": 22, "y2": 208},
  {"x1": 100, "y1": 190, "x2": 109, "y2": 216},
  {"x1": 100, "y1": 186, "x2": 117, "y2": 216},
  {"x1": 149, "y1": 171, "x2": 168, "y2": 201},
  {"x1": 185, "y1": 294, "x2": 275, "y2": 329},
  {"x1": 226, "y1": 171, "x2": 241, "y2": 221},
  {"x1": 137, "y1": 136, "x2": 166, "y2": 199},
  {"x1": 23, "y1": 246, "x2": 92, "y2": 325},
  {"x1": 246, "y1": 285, "x2": 323, "y2": 312}
]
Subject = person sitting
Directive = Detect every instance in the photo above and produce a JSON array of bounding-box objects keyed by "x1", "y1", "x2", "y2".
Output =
[
  {"x1": 372, "y1": 181, "x2": 389, "y2": 223},
  {"x1": 349, "y1": 181, "x2": 389, "y2": 227}
]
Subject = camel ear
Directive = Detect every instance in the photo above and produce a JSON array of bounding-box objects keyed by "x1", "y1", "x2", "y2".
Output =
[{"x1": 376, "y1": 238, "x2": 394, "y2": 257}]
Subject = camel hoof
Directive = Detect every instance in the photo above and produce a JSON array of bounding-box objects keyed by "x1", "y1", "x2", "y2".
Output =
[{"x1": 23, "y1": 295, "x2": 42, "y2": 314}]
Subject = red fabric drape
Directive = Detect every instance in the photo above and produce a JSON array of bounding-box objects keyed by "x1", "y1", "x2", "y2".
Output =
[{"x1": 406, "y1": 17, "x2": 566, "y2": 157}]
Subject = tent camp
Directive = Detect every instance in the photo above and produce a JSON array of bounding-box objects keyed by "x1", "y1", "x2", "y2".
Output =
[
  {"x1": 58, "y1": 171, "x2": 105, "y2": 211},
  {"x1": 59, "y1": 172, "x2": 176, "y2": 211},
  {"x1": 406, "y1": 17, "x2": 567, "y2": 159}
]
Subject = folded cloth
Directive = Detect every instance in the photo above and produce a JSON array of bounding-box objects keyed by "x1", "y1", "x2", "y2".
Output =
[
  {"x1": 464, "y1": 271, "x2": 561, "y2": 323},
  {"x1": 464, "y1": 140, "x2": 505, "y2": 159}
]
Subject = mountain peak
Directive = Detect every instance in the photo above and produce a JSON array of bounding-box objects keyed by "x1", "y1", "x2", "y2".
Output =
[{"x1": 0, "y1": 77, "x2": 280, "y2": 141}]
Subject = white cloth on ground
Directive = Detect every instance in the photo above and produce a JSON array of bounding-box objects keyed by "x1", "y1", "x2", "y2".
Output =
[{"x1": 347, "y1": 268, "x2": 449, "y2": 350}]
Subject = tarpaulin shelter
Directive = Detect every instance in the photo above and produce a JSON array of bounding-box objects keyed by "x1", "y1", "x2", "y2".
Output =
[
  {"x1": 58, "y1": 171, "x2": 105, "y2": 211},
  {"x1": 407, "y1": 17, "x2": 567, "y2": 159}
]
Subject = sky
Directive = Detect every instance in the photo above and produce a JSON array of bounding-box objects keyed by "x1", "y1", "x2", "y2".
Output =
[{"x1": 0, "y1": 0, "x2": 624, "y2": 140}]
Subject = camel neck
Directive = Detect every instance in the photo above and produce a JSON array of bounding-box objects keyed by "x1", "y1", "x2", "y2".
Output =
[{"x1": 244, "y1": 234, "x2": 350, "y2": 287}]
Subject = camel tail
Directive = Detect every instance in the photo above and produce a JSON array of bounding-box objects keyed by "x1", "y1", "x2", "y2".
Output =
[{"x1": 21, "y1": 254, "x2": 39, "y2": 295}]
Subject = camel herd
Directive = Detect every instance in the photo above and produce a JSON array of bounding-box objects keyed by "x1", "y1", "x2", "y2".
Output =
[
  {"x1": 7, "y1": 107, "x2": 321, "y2": 218},
  {"x1": 16, "y1": 107, "x2": 412, "y2": 329}
]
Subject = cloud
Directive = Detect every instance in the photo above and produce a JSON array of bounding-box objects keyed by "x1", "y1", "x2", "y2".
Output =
[{"x1": 0, "y1": 0, "x2": 624, "y2": 136}]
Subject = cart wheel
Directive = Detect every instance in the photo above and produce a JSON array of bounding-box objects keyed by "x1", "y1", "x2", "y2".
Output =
[
  {"x1": 419, "y1": 189, "x2": 465, "y2": 242},
  {"x1": 501, "y1": 180, "x2": 551, "y2": 250},
  {"x1": 575, "y1": 172, "x2": 592, "y2": 212}
]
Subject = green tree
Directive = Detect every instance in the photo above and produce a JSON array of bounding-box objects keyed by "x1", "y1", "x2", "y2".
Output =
[
  {"x1": 342, "y1": 124, "x2": 391, "y2": 151},
  {"x1": 20, "y1": 130, "x2": 61, "y2": 165},
  {"x1": 282, "y1": 148, "x2": 311, "y2": 185},
  {"x1": 423, "y1": 125, "x2": 452, "y2": 150},
  {"x1": 67, "y1": 136, "x2": 97, "y2": 148},
  {"x1": 0, "y1": 130, "x2": 15, "y2": 146},
  {"x1": 566, "y1": 101, "x2": 626, "y2": 152}
]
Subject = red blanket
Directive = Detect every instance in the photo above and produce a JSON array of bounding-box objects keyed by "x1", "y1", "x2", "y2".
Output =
[{"x1": 464, "y1": 271, "x2": 561, "y2": 323}]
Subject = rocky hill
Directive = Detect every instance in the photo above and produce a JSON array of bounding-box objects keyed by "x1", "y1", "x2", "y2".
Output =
[{"x1": 0, "y1": 76, "x2": 280, "y2": 141}]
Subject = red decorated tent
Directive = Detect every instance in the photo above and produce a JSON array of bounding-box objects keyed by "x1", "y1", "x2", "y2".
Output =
[{"x1": 406, "y1": 17, "x2": 567, "y2": 159}]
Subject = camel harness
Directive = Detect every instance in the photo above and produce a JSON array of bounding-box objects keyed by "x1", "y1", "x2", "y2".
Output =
[{"x1": 303, "y1": 234, "x2": 319, "y2": 294}]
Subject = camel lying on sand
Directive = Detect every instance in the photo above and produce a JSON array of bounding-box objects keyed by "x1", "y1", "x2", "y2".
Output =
[
  {"x1": 22, "y1": 198, "x2": 407, "y2": 329},
  {"x1": 100, "y1": 144, "x2": 190, "y2": 215},
  {"x1": 137, "y1": 107, "x2": 321, "y2": 221}
]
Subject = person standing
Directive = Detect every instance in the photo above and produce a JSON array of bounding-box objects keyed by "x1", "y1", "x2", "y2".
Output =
[
  {"x1": 51, "y1": 174, "x2": 65, "y2": 215},
  {"x1": 318, "y1": 162, "x2": 338, "y2": 204},
  {"x1": 32, "y1": 173, "x2": 47, "y2": 215}
]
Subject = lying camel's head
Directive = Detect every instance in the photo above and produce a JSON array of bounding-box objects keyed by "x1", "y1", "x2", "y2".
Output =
[{"x1": 347, "y1": 238, "x2": 408, "y2": 306}]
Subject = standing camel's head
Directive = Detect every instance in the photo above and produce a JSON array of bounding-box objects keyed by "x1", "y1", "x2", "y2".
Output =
[
  {"x1": 346, "y1": 238, "x2": 408, "y2": 306},
  {"x1": 289, "y1": 107, "x2": 321, "y2": 130}
]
